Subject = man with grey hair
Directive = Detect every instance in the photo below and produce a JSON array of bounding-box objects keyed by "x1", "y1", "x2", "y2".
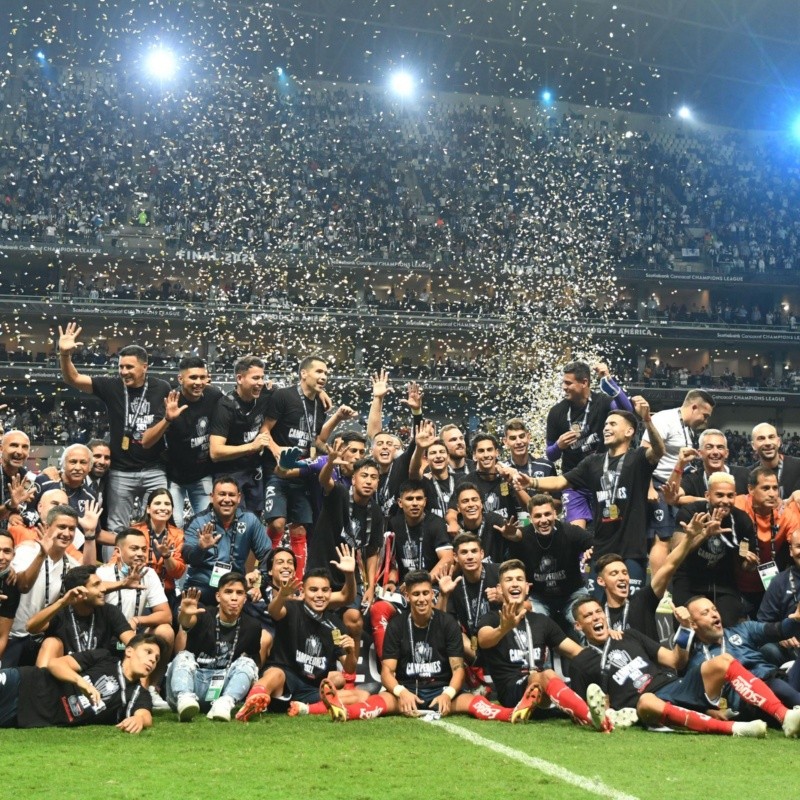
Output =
[
  {"x1": 750, "y1": 423, "x2": 800, "y2": 500},
  {"x1": 665, "y1": 429, "x2": 749, "y2": 506}
]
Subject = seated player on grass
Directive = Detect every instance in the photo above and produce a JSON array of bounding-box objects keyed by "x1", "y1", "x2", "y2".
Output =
[
  {"x1": 168, "y1": 572, "x2": 264, "y2": 723},
  {"x1": 477, "y1": 559, "x2": 621, "y2": 731},
  {"x1": 317, "y1": 570, "x2": 539, "y2": 723},
  {"x1": 236, "y1": 567, "x2": 360, "y2": 721},
  {"x1": 570, "y1": 596, "x2": 799, "y2": 738},
  {"x1": 0, "y1": 632, "x2": 163, "y2": 734}
]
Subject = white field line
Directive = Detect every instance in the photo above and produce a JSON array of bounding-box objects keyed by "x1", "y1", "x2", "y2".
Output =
[{"x1": 423, "y1": 717, "x2": 641, "y2": 800}]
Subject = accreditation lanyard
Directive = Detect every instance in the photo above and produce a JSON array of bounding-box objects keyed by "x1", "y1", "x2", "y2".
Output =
[
  {"x1": 44, "y1": 556, "x2": 69, "y2": 606},
  {"x1": 297, "y1": 385, "x2": 319, "y2": 444},
  {"x1": 348, "y1": 489, "x2": 372, "y2": 552},
  {"x1": 215, "y1": 615, "x2": 241, "y2": 669},
  {"x1": 123, "y1": 380, "x2": 149, "y2": 439},
  {"x1": 115, "y1": 565, "x2": 144, "y2": 616},
  {"x1": 702, "y1": 635, "x2": 726, "y2": 661},
  {"x1": 69, "y1": 607, "x2": 95, "y2": 653},
  {"x1": 117, "y1": 662, "x2": 142, "y2": 719},
  {"x1": 461, "y1": 567, "x2": 486, "y2": 635},
  {"x1": 431, "y1": 473, "x2": 455, "y2": 517},
  {"x1": 751, "y1": 510, "x2": 779, "y2": 563},
  {"x1": 600, "y1": 452, "x2": 625, "y2": 509},
  {"x1": 404, "y1": 518, "x2": 425, "y2": 571},
  {"x1": 679, "y1": 411, "x2": 693, "y2": 447},
  {"x1": 590, "y1": 637, "x2": 614, "y2": 674},
  {"x1": 788, "y1": 569, "x2": 800, "y2": 605},
  {"x1": 604, "y1": 601, "x2": 629, "y2": 632}
]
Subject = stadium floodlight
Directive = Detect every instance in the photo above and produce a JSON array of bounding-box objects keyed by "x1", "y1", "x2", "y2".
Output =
[
  {"x1": 541, "y1": 89, "x2": 553, "y2": 104},
  {"x1": 145, "y1": 47, "x2": 178, "y2": 81},
  {"x1": 678, "y1": 105, "x2": 692, "y2": 120},
  {"x1": 791, "y1": 115, "x2": 800, "y2": 142},
  {"x1": 390, "y1": 70, "x2": 415, "y2": 98},
  {"x1": 36, "y1": 51, "x2": 46, "y2": 61}
]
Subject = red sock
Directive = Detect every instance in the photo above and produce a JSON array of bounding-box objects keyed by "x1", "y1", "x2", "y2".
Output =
[
  {"x1": 290, "y1": 529, "x2": 307, "y2": 578},
  {"x1": 306, "y1": 701, "x2": 327, "y2": 715},
  {"x1": 342, "y1": 672, "x2": 357, "y2": 690},
  {"x1": 467, "y1": 695, "x2": 513, "y2": 722},
  {"x1": 724, "y1": 659, "x2": 787, "y2": 722},
  {"x1": 546, "y1": 676, "x2": 591, "y2": 724},
  {"x1": 268, "y1": 524, "x2": 285, "y2": 550},
  {"x1": 660, "y1": 702, "x2": 734, "y2": 735},
  {"x1": 369, "y1": 601, "x2": 396, "y2": 660},
  {"x1": 346, "y1": 696, "x2": 387, "y2": 720}
]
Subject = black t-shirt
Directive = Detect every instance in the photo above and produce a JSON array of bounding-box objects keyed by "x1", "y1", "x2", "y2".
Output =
[
  {"x1": 451, "y1": 459, "x2": 477, "y2": 477},
  {"x1": 546, "y1": 391, "x2": 614, "y2": 471},
  {"x1": 421, "y1": 473, "x2": 456, "y2": 519},
  {"x1": 459, "y1": 511, "x2": 510, "y2": 565},
  {"x1": 30, "y1": 476, "x2": 97, "y2": 525},
  {"x1": 477, "y1": 609, "x2": 567, "y2": 706},
  {"x1": 672, "y1": 502, "x2": 757, "y2": 601},
  {"x1": 306, "y1": 483, "x2": 384, "y2": 591},
  {"x1": 568, "y1": 630, "x2": 676, "y2": 710},
  {"x1": 383, "y1": 609, "x2": 463, "y2": 692},
  {"x1": 91, "y1": 376, "x2": 170, "y2": 471},
  {"x1": 507, "y1": 521, "x2": 593, "y2": 598},
  {"x1": 47, "y1": 604, "x2": 132, "y2": 654},
  {"x1": 17, "y1": 649, "x2": 153, "y2": 728},
  {"x1": 267, "y1": 600, "x2": 347, "y2": 686},
  {"x1": 0, "y1": 572, "x2": 21, "y2": 619},
  {"x1": 155, "y1": 385, "x2": 223, "y2": 483},
  {"x1": 504, "y1": 457, "x2": 556, "y2": 479},
  {"x1": 450, "y1": 472, "x2": 518, "y2": 521},
  {"x1": 604, "y1": 586, "x2": 660, "y2": 642},
  {"x1": 264, "y1": 386, "x2": 326, "y2": 470},
  {"x1": 446, "y1": 562, "x2": 501, "y2": 636},
  {"x1": 377, "y1": 441, "x2": 417, "y2": 519},
  {"x1": 681, "y1": 465, "x2": 749, "y2": 500},
  {"x1": 564, "y1": 447, "x2": 657, "y2": 560},
  {"x1": 184, "y1": 609, "x2": 262, "y2": 668},
  {"x1": 209, "y1": 389, "x2": 272, "y2": 474},
  {"x1": 388, "y1": 513, "x2": 452, "y2": 583}
]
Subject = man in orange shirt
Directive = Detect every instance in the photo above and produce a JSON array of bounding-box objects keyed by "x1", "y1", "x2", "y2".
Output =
[{"x1": 734, "y1": 467, "x2": 800, "y2": 616}]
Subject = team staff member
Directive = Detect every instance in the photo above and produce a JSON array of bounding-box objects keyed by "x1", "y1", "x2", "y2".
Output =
[
  {"x1": 0, "y1": 632, "x2": 163, "y2": 733},
  {"x1": 0, "y1": 430, "x2": 37, "y2": 526},
  {"x1": 168, "y1": 574, "x2": 264, "y2": 722},
  {"x1": 183, "y1": 477, "x2": 271, "y2": 605},
  {"x1": 58, "y1": 323, "x2": 170, "y2": 538},
  {"x1": 643, "y1": 389, "x2": 715, "y2": 573},
  {"x1": 0, "y1": 531, "x2": 21, "y2": 660},
  {"x1": 440, "y1": 424, "x2": 475, "y2": 476},
  {"x1": 209, "y1": 355, "x2": 272, "y2": 514},
  {"x1": 758, "y1": 529, "x2": 800, "y2": 667},
  {"x1": 88, "y1": 439, "x2": 111, "y2": 531},
  {"x1": 521, "y1": 399, "x2": 665, "y2": 596},
  {"x1": 143, "y1": 356, "x2": 223, "y2": 527},
  {"x1": 545, "y1": 361, "x2": 632, "y2": 529},
  {"x1": 750, "y1": 423, "x2": 800, "y2": 500}
]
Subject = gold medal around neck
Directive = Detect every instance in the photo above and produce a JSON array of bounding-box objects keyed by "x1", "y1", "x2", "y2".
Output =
[
  {"x1": 470, "y1": 635, "x2": 478, "y2": 653},
  {"x1": 608, "y1": 504, "x2": 619, "y2": 519},
  {"x1": 121, "y1": 435, "x2": 130, "y2": 451},
  {"x1": 571, "y1": 423, "x2": 582, "y2": 435},
  {"x1": 500, "y1": 481, "x2": 509, "y2": 497},
  {"x1": 332, "y1": 628, "x2": 342, "y2": 645}
]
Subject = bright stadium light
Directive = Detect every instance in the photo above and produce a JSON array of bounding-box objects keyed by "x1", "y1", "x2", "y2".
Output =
[
  {"x1": 145, "y1": 47, "x2": 178, "y2": 81},
  {"x1": 390, "y1": 70, "x2": 415, "y2": 98},
  {"x1": 677, "y1": 105, "x2": 692, "y2": 120},
  {"x1": 541, "y1": 89, "x2": 553, "y2": 104},
  {"x1": 791, "y1": 114, "x2": 800, "y2": 142},
  {"x1": 36, "y1": 51, "x2": 46, "y2": 61}
]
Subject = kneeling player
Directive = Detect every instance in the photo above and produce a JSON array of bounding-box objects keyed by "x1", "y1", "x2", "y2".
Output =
[
  {"x1": 236, "y1": 568, "x2": 360, "y2": 721},
  {"x1": 319, "y1": 570, "x2": 538, "y2": 723},
  {"x1": 477, "y1": 559, "x2": 618, "y2": 731},
  {"x1": 571, "y1": 596, "x2": 799, "y2": 738}
]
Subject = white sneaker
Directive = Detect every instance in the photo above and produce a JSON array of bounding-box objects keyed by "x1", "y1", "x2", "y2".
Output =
[
  {"x1": 207, "y1": 695, "x2": 236, "y2": 722},
  {"x1": 607, "y1": 707, "x2": 638, "y2": 729},
  {"x1": 782, "y1": 706, "x2": 800, "y2": 738},
  {"x1": 732, "y1": 719, "x2": 767, "y2": 738},
  {"x1": 148, "y1": 686, "x2": 169, "y2": 711},
  {"x1": 177, "y1": 693, "x2": 200, "y2": 722}
]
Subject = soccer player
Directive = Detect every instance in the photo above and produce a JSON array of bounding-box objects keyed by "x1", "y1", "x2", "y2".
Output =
[
  {"x1": 501, "y1": 418, "x2": 555, "y2": 480},
  {"x1": 446, "y1": 482, "x2": 518, "y2": 563},
  {"x1": 0, "y1": 632, "x2": 163, "y2": 733},
  {"x1": 168, "y1": 573, "x2": 264, "y2": 722},
  {"x1": 0, "y1": 531, "x2": 21, "y2": 661},
  {"x1": 440, "y1": 424, "x2": 475, "y2": 476},
  {"x1": 409, "y1": 423, "x2": 455, "y2": 519}
]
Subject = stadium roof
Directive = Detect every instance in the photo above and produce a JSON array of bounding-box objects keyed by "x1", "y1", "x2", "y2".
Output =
[{"x1": 4, "y1": 0, "x2": 800, "y2": 129}]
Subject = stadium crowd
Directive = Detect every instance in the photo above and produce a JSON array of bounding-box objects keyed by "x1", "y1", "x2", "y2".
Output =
[{"x1": 1, "y1": 336, "x2": 800, "y2": 742}]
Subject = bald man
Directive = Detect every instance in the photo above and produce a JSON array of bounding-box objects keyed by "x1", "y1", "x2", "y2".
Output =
[
  {"x1": 0, "y1": 431, "x2": 36, "y2": 526},
  {"x1": 751, "y1": 423, "x2": 800, "y2": 501}
]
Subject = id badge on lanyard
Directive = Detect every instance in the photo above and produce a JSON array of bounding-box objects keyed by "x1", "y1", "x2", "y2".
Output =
[
  {"x1": 758, "y1": 561, "x2": 779, "y2": 590},
  {"x1": 204, "y1": 670, "x2": 227, "y2": 702},
  {"x1": 210, "y1": 562, "x2": 232, "y2": 588}
]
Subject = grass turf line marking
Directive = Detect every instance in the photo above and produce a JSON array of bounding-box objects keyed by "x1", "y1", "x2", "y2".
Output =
[{"x1": 423, "y1": 718, "x2": 640, "y2": 800}]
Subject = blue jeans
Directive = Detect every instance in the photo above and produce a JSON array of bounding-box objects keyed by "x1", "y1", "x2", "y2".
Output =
[
  {"x1": 106, "y1": 466, "x2": 168, "y2": 548},
  {"x1": 169, "y1": 476, "x2": 213, "y2": 528},
  {"x1": 529, "y1": 588, "x2": 588, "y2": 633},
  {"x1": 166, "y1": 650, "x2": 259, "y2": 709}
]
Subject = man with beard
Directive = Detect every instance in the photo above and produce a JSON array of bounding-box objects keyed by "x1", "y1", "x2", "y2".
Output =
[
  {"x1": 643, "y1": 389, "x2": 716, "y2": 573},
  {"x1": 671, "y1": 473, "x2": 758, "y2": 626},
  {"x1": 88, "y1": 439, "x2": 111, "y2": 532},
  {"x1": 545, "y1": 361, "x2": 632, "y2": 529},
  {"x1": 750, "y1": 423, "x2": 800, "y2": 500},
  {"x1": 440, "y1": 425, "x2": 475, "y2": 476},
  {"x1": 143, "y1": 356, "x2": 223, "y2": 527},
  {"x1": 732, "y1": 467, "x2": 800, "y2": 615},
  {"x1": 570, "y1": 597, "x2": 776, "y2": 738},
  {"x1": 503, "y1": 493, "x2": 593, "y2": 632},
  {"x1": 58, "y1": 324, "x2": 170, "y2": 535},
  {"x1": 183, "y1": 477, "x2": 271, "y2": 605},
  {"x1": 209, "y1": 355, "x2": 272, "y2": 515},
  {"x1": 168, "y1": 573, "x2": 264, "y2": 722}
]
